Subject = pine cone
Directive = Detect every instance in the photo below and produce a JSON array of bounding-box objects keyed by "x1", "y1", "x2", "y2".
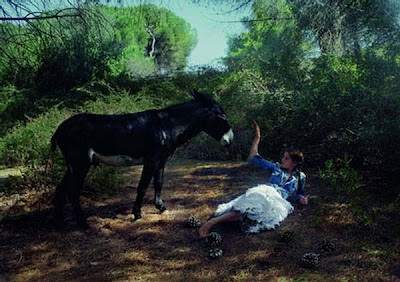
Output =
[
  {"x1": 281, "y1": 231, "x2": 294, "y2": 243},
  {"x1": 206, "y1": 232, "x2": 222, "y2": 248},
  {"x1": 320, "y1": 239, "x2": 336, "y2": 252},
  {"x1": 208, "y1": 248, "x2": 223, "y2": 259},
  {"x1": 301, "y1": 252, "x2": 320, "y2": 268},
  {"x1": 186, "y1": 215, "x2": 201, "y2": 228}
]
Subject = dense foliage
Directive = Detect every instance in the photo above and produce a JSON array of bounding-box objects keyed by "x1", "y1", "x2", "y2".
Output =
[
  {"x1": 1, "y1": 0, "x2": 400, "y2": 194},
  {"x1": 0, "y1": 4, "x2": 197, "y2": 91},
  {"x1": 222, "y1": 0, "x2": 400, "y2": 167},
  {"x1": 103, "y1": 4, "x2": 197, "y2": 77}
]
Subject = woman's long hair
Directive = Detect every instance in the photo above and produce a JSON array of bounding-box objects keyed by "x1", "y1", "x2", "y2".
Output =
[{"x1": 287, "y1": 148, "x2": 304, "y2": 190}]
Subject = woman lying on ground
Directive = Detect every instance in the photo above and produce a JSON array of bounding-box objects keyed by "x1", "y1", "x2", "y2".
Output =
[{"x1": 199, "y1": 120, "x2": 308, "y2": 238}]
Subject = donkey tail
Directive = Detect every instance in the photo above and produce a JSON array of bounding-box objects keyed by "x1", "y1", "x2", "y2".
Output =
[
  {"x1": 51, "y1": 131, "x2": 58, "y2": 152},
  {"x1": 46, "y1": 129, "x2": 61, "y2": 174}
]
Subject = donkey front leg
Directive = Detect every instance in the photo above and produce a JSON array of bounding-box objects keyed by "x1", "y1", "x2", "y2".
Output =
[
  {"x1": 153, "y1": 165, "x2": 166, "y2": 213},
  {"x1": 67, "y1": 163, "x2": 90, "y2": 229},
  {"x1": 132, "y1": 163, "x2": 156, "y2": 220}
]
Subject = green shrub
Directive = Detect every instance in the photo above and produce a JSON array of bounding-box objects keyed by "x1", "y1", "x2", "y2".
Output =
[
  {"x1": 84, "y1": 165, "x2": 126, "y2": 197},
  {"x1": 82, "y1": 87, "x2": 156, "y2": 114},
  {"x1": 0, "y1": 87, "x2": 158, "y2": 196},
  {"x1": 176, "y1": 132, "x2": 229, "y2": 160},
  {"x1": 0, "y1": 107, "x2": 71, "y2": 167},
  {"x1": 0, "y1": 86, "x2": 33, "y2": 137},
  {"x1": 318, "y1": 154, "x2": 361, "y2": 197}
]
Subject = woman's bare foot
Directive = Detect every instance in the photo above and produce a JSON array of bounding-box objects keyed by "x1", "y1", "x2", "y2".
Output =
[{"x1": 198, "y1": 219, "x2": 215, "y2": 238}]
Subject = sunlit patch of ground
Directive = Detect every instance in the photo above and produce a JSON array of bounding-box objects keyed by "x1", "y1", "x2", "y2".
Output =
[
  {"x1": 0, "y1": 166, "x2": 52, "y2": 221},
  {"x1": 0, "y1": 159, "x2": 399, "y2": 281},
  {"x1": 0, "y1": 167, "x2": 22, "y2": 179}
]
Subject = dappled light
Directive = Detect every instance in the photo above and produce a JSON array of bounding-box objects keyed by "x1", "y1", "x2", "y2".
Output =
[
  {"x1": 1, "y1": 160, "x2": 399, "y2": 281},
  {"x1": 325, "y1": 203, "x2": 357, "y2": 227},
  {"x1": 1, "y1": 0, "x2": 400, "y2": 281}
]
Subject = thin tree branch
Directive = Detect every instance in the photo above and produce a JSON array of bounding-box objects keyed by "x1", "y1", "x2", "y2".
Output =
[
  {"x1": 0, "y1": 13, "x2": 79, "y2": 21},
  {"x1": 217, "y1": 17, "x2": 294, "y2": 24},
  {"x1": 0, "y1": 7, "x2": 81, "y2": 21},
  {"x1": 215, "y1": 0, "x2": 252, "y2": 15}
]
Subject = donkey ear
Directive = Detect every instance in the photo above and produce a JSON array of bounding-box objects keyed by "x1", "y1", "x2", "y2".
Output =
[
  {"x1": 190, "y1": 89, "x2": 200, "y2": 99},
  {"x1": 190, "y1": 89, "x2": 215, "y2": 105}
]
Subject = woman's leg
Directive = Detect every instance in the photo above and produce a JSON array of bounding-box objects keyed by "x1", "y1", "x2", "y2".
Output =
[{"x1": 199, "y1": 211, "x2": 241, "y2": 238}]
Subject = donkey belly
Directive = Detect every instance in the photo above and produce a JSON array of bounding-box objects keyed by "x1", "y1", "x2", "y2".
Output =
[{"x1": 89, "y1": 148, "x2": 143, "y2": 166}]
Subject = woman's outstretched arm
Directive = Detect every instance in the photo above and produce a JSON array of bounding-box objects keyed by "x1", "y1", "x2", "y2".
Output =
[{"x1": 248, "y1": 120, "x2": 261, "y2": 160}]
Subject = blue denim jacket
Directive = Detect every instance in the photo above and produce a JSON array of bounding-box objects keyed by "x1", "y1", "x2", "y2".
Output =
[{"x1": 249, "y1": 154, "x2": 306, "y2": 201}]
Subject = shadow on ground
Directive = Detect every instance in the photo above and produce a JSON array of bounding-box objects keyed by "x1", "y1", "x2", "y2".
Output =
[{"x1": 1, "y1": 159, "x2": 399, "y2": 281}]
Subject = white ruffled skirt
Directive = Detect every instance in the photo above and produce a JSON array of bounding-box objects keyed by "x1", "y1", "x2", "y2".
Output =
[{"x1": 214, "y1": 184, "x2": 294, "y2": 233}]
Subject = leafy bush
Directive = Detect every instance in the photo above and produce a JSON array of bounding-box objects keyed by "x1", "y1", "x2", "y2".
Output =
[
  {"x1": 318, "y1": 154, "x2": 361, "y2": 197},
  {"x1": 0, "y1": 86, "x2": 158, "y2": 195},
  {"x1": 82, "y1": 86, "x2": 156, "y2": 115},
  {"x1": 220, "y1": 52, "x2": 400, "y2": 169},
  {"x1": 176, "y1": 132, "x2": 229, "y2": 160},
  {"x1": 34, "y1": 33, "x2": 121, "y2": 92},
  {"x1": 0, "y1": 107, "x2": 71, "y2": 167},
  {"x1": 0, "y1": 6, "x2": 122, "y2": 92},
  {"x1": 84, "y1": 166, "x2": 126, "y2": 197}
]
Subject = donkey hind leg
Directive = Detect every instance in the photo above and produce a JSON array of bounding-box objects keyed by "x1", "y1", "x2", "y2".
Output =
[
  {"x1": 132, "y1": 163, "x2": 156, "y2": 220},
  {"x1": 66, "y1": 162, "x2": 90, "y2": 229},
  {"x1": 54, "y1": 169, "x2": 72, "y2": 228},
  {"x1": 153, "y1": 165, "x2": 166, "y2": 213}
]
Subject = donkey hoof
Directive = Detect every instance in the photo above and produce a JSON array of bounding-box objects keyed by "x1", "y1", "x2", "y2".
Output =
[
  {"x1": 78, "y1": 221, "x2": 90, "y2": 230},
  {"x1": 131, "y1": 210, "x2": 142, "y2": 221},
  {"x1": 157, "y1": 205, "x2": 167, "y2": 213},
  {"x1": 54, "y1": 219, "x2": 66, "y2": 230},
  {"x1": 132, "y1": 207, "x2": 142, "y2": 220},
  {"x1": 155, "y1": 202, "x2": 166, "y2": 213}
]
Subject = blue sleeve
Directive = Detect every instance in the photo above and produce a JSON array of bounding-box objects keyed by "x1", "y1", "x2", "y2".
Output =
[
  {"x1": 248, "y1": 154, "x2": 279, "y2": 172},
  {"x1": 294, "y1": 173, "x2": 306, "y2": 201}
]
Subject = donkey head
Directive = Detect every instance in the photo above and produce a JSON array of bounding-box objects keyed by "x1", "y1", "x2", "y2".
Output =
[{"x1": 190, "y1": 89, "x2": 234, "y2": 147}]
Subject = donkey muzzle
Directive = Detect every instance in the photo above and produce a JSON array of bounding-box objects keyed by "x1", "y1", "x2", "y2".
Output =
[{"x1": 220, "y1": 129, "x2": 234, "y2": 147}]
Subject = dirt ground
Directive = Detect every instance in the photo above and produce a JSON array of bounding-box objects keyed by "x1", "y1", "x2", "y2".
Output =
[{"x1": 1, "y1": 159, "x2": 399, "y2": 281}]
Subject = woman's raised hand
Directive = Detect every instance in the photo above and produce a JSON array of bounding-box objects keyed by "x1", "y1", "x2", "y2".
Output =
[
  {"x1": 248, "y1": 120, "x2": 261, "y2": 160},
  {"x1": 252, "y1": 120, "x2": 261, "y2": 141}
]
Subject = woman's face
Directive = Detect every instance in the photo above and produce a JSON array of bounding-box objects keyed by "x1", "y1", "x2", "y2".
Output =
[{"x1": 281, "y1": 152, "x2": 296, "y2": 171}]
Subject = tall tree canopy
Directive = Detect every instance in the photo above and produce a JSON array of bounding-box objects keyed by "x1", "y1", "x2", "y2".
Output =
[
  {"x1": 224, "y1": 0, "x2": 400, "y2": 87},
  {"x1": 288, "y1": 0, "x2": 400, "y2": 56},
  {"x1": 0, "y1": 1, "x2": 117, "y2": 90},
  {"x1": 221, "y1": 0, "x2": 400, "y2": 164},
  {"x1": 102, "y1": 4, "x2": 197, "y2": 77},
  {"x1": 0, "y1": 2, "x2": 197, "y2": 91}
]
